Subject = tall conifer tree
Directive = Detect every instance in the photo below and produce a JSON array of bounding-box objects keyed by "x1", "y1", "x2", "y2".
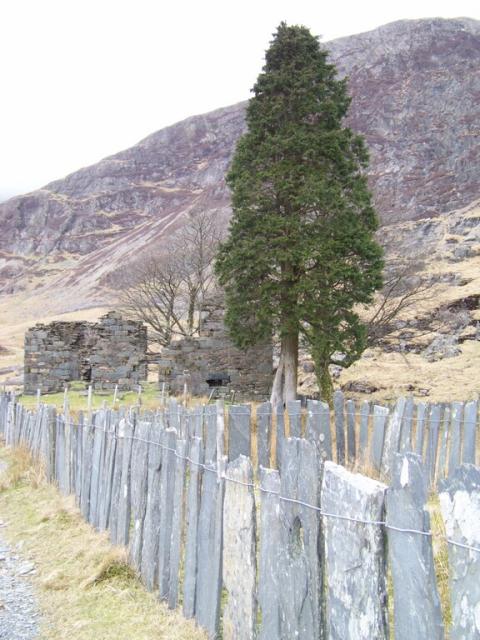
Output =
[{"x1": 215, "y1": 23, "x2": 383, "y2": 402}]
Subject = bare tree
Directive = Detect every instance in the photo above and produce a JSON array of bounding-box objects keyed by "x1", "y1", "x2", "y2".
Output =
[
  {"x1": 111, "y1": 211, "x2": 223, "y2": 346},
  {"x1": 364, "y1": 255, "x2": 438, "y2": 346},
  {"x1": 171, "y1": 210, "x2": 222, "y2": 334}
]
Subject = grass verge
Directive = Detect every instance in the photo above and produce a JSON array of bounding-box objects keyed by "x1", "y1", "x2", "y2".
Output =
[{"x1": 0, "y1": 445, "x2": 206, "y2": 640}]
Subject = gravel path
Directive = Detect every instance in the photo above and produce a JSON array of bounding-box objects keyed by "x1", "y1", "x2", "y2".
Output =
[{"x1": 0, "y1": 460, "x2": 40, "y2": 640}]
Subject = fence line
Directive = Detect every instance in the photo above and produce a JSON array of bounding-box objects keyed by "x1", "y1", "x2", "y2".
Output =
[
  {"x1": 1, "y1": 392, "x2": 480, "y2": 639},
  {"x1": 83, "y1": 417, "x2": 480, "y2": 554}
]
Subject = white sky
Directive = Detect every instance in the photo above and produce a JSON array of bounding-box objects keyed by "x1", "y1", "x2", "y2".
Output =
[{"x1": 1, "y1": 0, "x2": 479, "y2": 200}]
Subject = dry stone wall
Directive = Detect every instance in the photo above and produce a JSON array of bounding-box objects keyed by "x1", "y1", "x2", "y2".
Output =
[
  {"x1": 158, "y1": 303, "x2": 272, "y2": 401},
  {"x1": 24, "y1": 311, "x2": 147, "y2": 394}
]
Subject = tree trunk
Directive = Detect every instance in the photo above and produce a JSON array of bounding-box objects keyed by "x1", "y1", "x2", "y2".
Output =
[
  {"x1": 270, "y1": 351, "x2": 285, "y2": 407},
  {"x1": 312, "y1": 352, "x2": 333, "y2": 405},
  {"x1": 187, "y1": 293, "x2": 196, "y2": 335},
  {"x1": 282, "y1": 332, "x2": 298, "y2": 404}
]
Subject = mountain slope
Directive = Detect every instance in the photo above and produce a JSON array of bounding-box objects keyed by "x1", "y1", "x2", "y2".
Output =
[{"x1": 1, "y1": 17, "x2": 479, "y2": 303}]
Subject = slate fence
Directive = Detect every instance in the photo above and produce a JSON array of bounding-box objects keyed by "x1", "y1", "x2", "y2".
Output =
[{"x1": 1, "y1": 391, "x2": 480, "y2": 639}]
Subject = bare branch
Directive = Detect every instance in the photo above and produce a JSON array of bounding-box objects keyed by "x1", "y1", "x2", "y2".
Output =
[
  {"x1": 109, "y1": 211, "x2": 223, "y2": 346},
  {"x1": 363, "y1": 255, "x2": 438, "y2": 346}
]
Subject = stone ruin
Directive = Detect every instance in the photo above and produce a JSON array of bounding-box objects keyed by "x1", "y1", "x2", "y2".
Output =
[
  {"x1": 24, "y1": 311, "x2": 147, "y2": 394},
  {"x1": 158, "y1": 299, "x2": 272, "y2": 401}
]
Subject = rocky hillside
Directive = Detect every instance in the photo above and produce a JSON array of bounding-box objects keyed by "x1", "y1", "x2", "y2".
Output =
[
  {"x1": 1, "y1": 17, "x2": 479, "y2": 301},
  {"x1": 1, "y1": 17, "x2": 480, "y2": 401}
]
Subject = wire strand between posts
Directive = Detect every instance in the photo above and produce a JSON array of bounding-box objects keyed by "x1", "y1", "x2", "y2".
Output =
[{"x1": 41, "y1": 414, "x2": 480, "y2": 556}]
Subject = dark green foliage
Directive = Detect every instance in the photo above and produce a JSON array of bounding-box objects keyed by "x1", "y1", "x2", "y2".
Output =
[{"x1": 215, "y1": 22, "x2": 384, "y2": 399}]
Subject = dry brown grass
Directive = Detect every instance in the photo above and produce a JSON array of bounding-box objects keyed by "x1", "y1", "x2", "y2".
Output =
[
  {"x1": 0, "y1": 445, "x2": 43, "y2": 491},
  {"x1": 0, "y1": 446, "x2": 206, "y2": 640},
  {"x1": 428, "y1": 495, "x2": 452, "y2": 632}
]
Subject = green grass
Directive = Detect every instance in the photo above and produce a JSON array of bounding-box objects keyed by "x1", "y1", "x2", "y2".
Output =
[{"x1": 17, "y1": 381, "x2": 169, "y2": 413}]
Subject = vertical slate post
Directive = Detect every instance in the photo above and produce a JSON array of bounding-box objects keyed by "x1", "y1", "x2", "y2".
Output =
[
  {"x1": 322, "y1": 462, "x2": 388, "y2": 639},
  {"x1": 69, "y1": 414, "x2": 77, "y2": 496},
  {"x1": 425, "y1": 404, "x2": 442, "y2": 486},
  {"x1": 370, "y1": 405, "x2": 389, "y2": 474},
  {"x1": 99, "y1": 418, "x2": 117, "y2": 531},
  {"x1": 80, "y1": 416, "x2": 94, "y2": 522},
  {"x1": 275, "y1": 402, "x2": 285, "y2": 471},
  {"x1": 436, "y1": 405, "x2": 450, "y2": 483},
  {"x1": 168, "y1": 439, "x2": 187, "y2": 610},
  {"x1": 414, "y1": 402, "x2": 427, "y2": 457},
  {"x1": 439, "y1": 465, "x2": 480, "y2": 640},
  {"x1": 256, "y1": 402, "x2": 272, "y2": 469},
  {"x1": 158, "y1": 428, "x2": 177, "y2": 601},
  {"x1": 382, "y1": 397, "x2": 406, "y2": 477},
  {"x1": 128, "y1": 420, "x2": 150, "y2": 572},
  {"x1": 108, "y1": 418, "x2": 123, "y2": 545},
  {"x1": 228, "y1": 404, "x2": 251, "y2": 461},
  {"x1": 64, "y1": 400, "x2": 72, "y2": 495},
  {"x1": 448, "y1": 401, "x2": 463, "y2": 477},
  {"x1": 45, "y1": 406, "x2": 57, "y2": 483},
  {"x1": 191, "y1": 404, "x2": 204, "y2": 440},
  {"x1": 140, "y1": 421, "x2": 162, "y2": 591},
  {"x1": 204, "y1": 404, "x2": 217, "y2": 463},
  {"x1": 222, "y1": 456, "x2": 257, "y2": 640},
  {"x1": 89, "y1": 410, "x2": 105, "y2": 528},
  {"x1": 183, "y1": 437, "x2": 204, "y2": 619},
  {"x1": 346, "y1": 398, "x2": 356, "y2": 465},
  {"x1": 116, "y1": 415, "x2": 135, "y2": 546},
  {"x1": 258, "y1": 468, "x2": 281, "y2": 640},
  {"x1": 287, "y1": 400, "x2": 302, "y2": 438},
  {"x1": 279, "y1": 438, "x2": 323, "y2": 640},
  {"x1": 333, "y1": 390, "x2": 345, "y2": 465},
  {"x1": 399, "y1": 396, "x2": 414, "y2": 453},
  {"x1": 195, "y1": 454, "x2": 225, "y2": 638},
  {"x1": 462, "y1": 400, "x2": 477, "y2": 464},
  {"x1": 55, "y1": 415, "x2": 66, "y2": 492},
  {"x1": 358, "y1": 401, "x2": 370, "y2": 467},
  {"x1": 306, "y1": 400, "x2": 332, "y2": 463},
  {"x1": 168, "y1": 398, "x2": 180, "y2": 432},
  {"x1": 386, "y1": 454, "x2": 444, "y2": 639},
  {"x1": 74, "y1": 412, "x2": 84, "y2": 508}
]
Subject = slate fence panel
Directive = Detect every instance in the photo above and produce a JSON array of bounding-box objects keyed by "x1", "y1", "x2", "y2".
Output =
[
  {"x1": 140, "y1": 418, "x2": 163, "y2": 591},
  {"x1": 256, "y1": 401, "x2": 272, "y2": 469},
  {"x1": 386, "y1": 453, "x2": 444, "y2": 639},
  {"x1": 183, "y1": 436, "x2": 204, "y2": 619},
  {"x1": 322, "y1": 461, "x2": 388, "y2": 639},
  {"x1": 439, "y1": 465, "x2": 480, "y2": 640},
  {"x1": 2, "y1": 392, "x2": 480, "y2": 640}
]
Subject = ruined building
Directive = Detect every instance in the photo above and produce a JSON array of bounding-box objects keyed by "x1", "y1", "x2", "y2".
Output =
[
  {"x1": 24, "y1": 311, "x2": 147, "y2": 394},
  {"x1": 159, "y1": 300, "x2": 272, "y2": 401}
]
